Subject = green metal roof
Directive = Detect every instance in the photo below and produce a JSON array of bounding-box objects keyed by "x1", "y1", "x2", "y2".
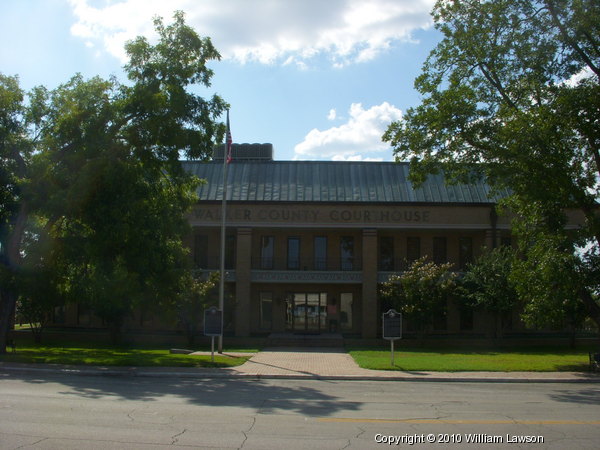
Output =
[{"x1": 181, "y1": 160, "x2": 509, "y2": 204}]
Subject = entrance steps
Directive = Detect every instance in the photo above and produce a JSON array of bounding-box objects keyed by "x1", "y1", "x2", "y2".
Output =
[{"x1": 266, "y1": 332, "x2": 344, "y2": 348}]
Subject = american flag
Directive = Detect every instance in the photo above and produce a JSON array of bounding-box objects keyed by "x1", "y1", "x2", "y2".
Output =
[{"x1": 226, "y1": 110, "x2": 232, "y2": 164}]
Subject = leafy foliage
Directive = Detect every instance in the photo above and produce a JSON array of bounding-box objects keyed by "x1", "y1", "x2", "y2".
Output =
[
  {"x1": 383, "y1": 0, "x2": 600, "y2": 331},
  {"x1": 380, "y1": 257, "x2": 458, "y2": 336},
  {"x1": 0, "y1": 12, "x2": 227, "y2": 350},
  {"x1": 176, "y1": 272, "x2": 220, "y2": 346},
  {"x1": 14, "y1": 219, "x2": 66, "y2": 343},
  {"x1": 462, "y1": 246, "x2": 519, "y2": 336},
  {"x1": 510, "y1": 227, "x2": 587, "y2": 330}
]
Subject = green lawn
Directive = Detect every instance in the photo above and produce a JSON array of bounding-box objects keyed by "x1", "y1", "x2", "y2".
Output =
[
  {"x1": 348, "y1": 347, "x2": 594, "y2": 372},
  {"x1": 0, "y1": 342, "x2": 253, "y2": 368}
]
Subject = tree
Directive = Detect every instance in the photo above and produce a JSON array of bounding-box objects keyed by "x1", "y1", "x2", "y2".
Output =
[
  {"x1": 380, "y1": 257, "x2": 458, "y2": 338},
  {"x1": 175, "y1": 272, "x2": 219, "y2": 346},
  {"x1": 462, "y1": 246, "x2": 519, "y2": 338},
  {"x1": 15, "y1": 271, "x2": 62, "y2": 344},
  {"x1": 0, "y1": 74, "x2": 34, "y2": 353},
  {"x1": 383, "y1": 0, "x2": 600, "y2": 332},
  {"x1": 509, "y1": 221, "x2": 588, "y2": 344},
  {"x1": 14, "y1": 219, "x2": 65, "y2": 343},
  {"x1": 0, "y1": 12, "x2": 227, "y2": 351}
]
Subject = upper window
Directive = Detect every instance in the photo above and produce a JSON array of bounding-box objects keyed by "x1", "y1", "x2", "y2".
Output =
[
  {"x1": 287, "y1": 237, "x2": 300, "y2": 270},
  {"x1": 260, "y1": 236, "x2": 274, "y2": 269},
  {"x1": 406, "y1": 237, "x2": 420, "y2": 264},
  {"x1": 379, "y1": 236, "x2": 394, "y2": 271},
  {"x1": 314, "y1": 236, "x2": 327, "y2": 270},
  {"x1": 193, "y1": 234, "x2": 208, "y2": 268},
  {"x1": 225, "y1": 235, "x2": 236, "y2": 270},
  {"x1": 340, "y1": 236, "x2": 354, "y2": 270},
  {"x1": 433, "y1": 237, "x2": 447, "y2": 264},
  {"x1": 459, "y1": 237, "x2": 473, "y2": 270}
]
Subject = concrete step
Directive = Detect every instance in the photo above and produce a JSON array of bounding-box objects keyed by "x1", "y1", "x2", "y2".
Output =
[{"x1": 266, "y1": 333, "x2": 344, "y2": 348}]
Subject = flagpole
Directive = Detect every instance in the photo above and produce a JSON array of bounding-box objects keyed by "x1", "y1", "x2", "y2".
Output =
[{"x1": 218, "y1": 110, "x2": 231, "y2": 354}]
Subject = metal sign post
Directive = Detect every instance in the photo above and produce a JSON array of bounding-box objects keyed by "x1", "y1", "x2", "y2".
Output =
[
  {"x1": 204, "y1": 307, "x2": 223, "y2": 362},
  {"x1": 382, "y1": 309, "x2": 402, "y2": 366}
]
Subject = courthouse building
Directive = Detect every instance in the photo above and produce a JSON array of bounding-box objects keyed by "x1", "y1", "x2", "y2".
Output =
[{"x1": 183, "y1": 143, "x2": 517, "y2": 339}]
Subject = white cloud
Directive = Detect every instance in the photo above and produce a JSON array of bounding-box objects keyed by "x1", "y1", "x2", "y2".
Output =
[
  {"x1": 565, "y1": 66, "x2": 594, "y2": 87},
  {"x1": 68, "y1": 0, "x2": 435, "y2": 65},
  {"x1": 294, "y1": 102, "x2": 402, "y2": 160},
  {"x1": 327, "y1": 109, "x2": 337, "y2": 121}
]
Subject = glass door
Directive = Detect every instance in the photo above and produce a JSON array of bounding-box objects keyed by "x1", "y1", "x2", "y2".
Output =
[{"x1": 287, "y1": 293, "x2": 327, "y2": 333}]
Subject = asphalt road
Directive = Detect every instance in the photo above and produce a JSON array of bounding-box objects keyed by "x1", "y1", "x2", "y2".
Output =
[{"x1": 1, "y1": 372, "x2": 599, "y2": 449}]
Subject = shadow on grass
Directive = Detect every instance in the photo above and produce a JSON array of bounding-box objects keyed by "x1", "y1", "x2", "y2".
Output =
[{"x1": 0, "y1": 341, "x2": 250, "y2": 368}]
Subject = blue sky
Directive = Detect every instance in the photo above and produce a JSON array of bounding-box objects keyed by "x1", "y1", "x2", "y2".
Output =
[{"x1": 0, "y1": 0, "x2": 441, "y2": 161}]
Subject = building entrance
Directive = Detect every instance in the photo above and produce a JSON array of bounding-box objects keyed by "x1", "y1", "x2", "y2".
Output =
[{"x1": 286, "y1": 292, "x2": 327, "y2": 333}]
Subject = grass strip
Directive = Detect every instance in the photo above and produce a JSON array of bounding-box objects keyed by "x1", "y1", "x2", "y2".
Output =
[
  {"x1": 0, "y1": 342, "x2": 252, "y2": 368},
  {"x1": 348, "y1": 347, "x2": 594, "y2": 372}
]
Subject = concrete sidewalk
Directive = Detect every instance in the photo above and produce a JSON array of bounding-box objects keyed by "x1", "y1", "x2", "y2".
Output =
[{"x1": 2, "y1": 347, "x2": 600, "y2": 383}]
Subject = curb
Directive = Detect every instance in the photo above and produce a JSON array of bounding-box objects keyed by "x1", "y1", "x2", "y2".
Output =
[{"x1": 1, "y1": 364, "x2": 599, "y2": 383}]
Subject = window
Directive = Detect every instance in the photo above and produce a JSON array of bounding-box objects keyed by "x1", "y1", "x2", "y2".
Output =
[
  {"x1": 406, "y1": 237, "x2": 420, "y2": 263},
  {"x1": 340, "y1": 293, "x2": 353, "y2": 330},
  {"x1": 260, "y1": 292, "x2": 273, "y2": 330},
  {"x1": 287, "y1": 237, "x2": 300, "y2": 269},
  {"x1": 225, "y1": 235, "x2": 235, "y2": 270},
  {"x1": 459, "y1": 237, "x2": 473, "y2": 270},
  {"x1": 314, "y1": 236, "x2": 327, "y2": 270},
  {"x1": 260, "y1": 236, "x2": 274, "y2": 269},
  {"x1": 379, "y1": 236, "x2": 394, "y2": 271},
  {"x1": 340, "y1": 236, "x2": 354, "y2": 270},
  {"x1": 193, "y1": 234, "x2": 208, "y2": 268},
  {"x1": 433, "y1": 237, "x2": 447, "y2": 264}
]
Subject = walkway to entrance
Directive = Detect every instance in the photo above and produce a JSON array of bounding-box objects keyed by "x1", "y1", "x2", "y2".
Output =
[
  {"x1": 226, "y1": 349, "x2": 598, "y2": 381},
  {"x1": 266, "y1": 332, "x2": 344, "y2": 348},
  {"x1": 233, "y1": 348, "x2": 362, "y2": 377}
]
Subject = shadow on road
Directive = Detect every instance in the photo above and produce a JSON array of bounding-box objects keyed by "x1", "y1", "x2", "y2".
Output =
[
  {"x1": 548, "y1": 386, "x2": 600, "y2": 405},
  {"x1": 11, "y1": 372, "x2": 363, "y2": 416}
]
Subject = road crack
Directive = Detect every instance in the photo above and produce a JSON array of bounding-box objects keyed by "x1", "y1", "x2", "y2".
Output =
[
  {"x1": 170, "y1": 428, "x2": 187, "y2": 445},
  {"x1": 239, "y1": 416, "x2": 257, "y2": 449},
  {"x1": 14, "y1": 437, "x2": 48, "y2": 449}
]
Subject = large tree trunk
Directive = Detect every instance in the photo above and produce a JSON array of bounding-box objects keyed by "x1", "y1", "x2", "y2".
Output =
[{"x1": 0, "y1": 203, "x2": 28, "y2": 354}]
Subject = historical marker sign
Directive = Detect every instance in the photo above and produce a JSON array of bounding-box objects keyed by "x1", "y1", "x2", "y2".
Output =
[
  {"x1": 204, "y1": 307, "x2": 223, "y2": 337},
  {"x1": 382, "y1": 309, "x2": 402, "y2": 340},
  {"x1": 382, "y1": 309, "x2": 402, "y2": 367}
]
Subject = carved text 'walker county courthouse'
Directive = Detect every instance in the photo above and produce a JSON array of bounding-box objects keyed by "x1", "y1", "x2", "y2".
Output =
[{"x1": 184, "y1": 143, "x2": 525, "y2": 339}]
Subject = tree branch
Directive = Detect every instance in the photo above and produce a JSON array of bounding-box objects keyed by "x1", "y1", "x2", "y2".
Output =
[
  {"x1": 545, "y1": 0, "x2": 600, "y2": 79},
  {"x1": 478, "y1": 63, "x2": 520, "y2": 111}
]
